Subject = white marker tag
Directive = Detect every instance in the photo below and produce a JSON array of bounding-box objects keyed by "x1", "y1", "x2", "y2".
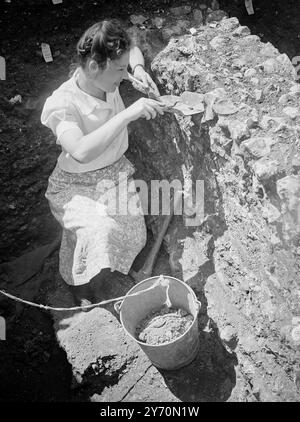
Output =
[
  {"x1": 52, "y1": 0, "x2": 63, "y2": 4},
  {"x1": 245, "y1": 0, "x2": 254, "y2": 15},
  {"x1": 0, "y1": 56, "x2": 6, "y2": 80},
  {"x1": 41, "y1": 43, "x2": 53, "y2": 63},
  {"x1": 0, "y1": 316, "x2": 5, "y2": 341}
]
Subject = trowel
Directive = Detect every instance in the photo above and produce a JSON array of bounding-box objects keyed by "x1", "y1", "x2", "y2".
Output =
[{"x1": 159, "y1": 93, "x2": 204, "y2": 116}]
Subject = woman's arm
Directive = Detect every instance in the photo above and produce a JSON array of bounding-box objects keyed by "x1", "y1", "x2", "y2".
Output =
[
  {"x1": 60, "y1": 97, "x2": 164, "y2": 164},
  {"x1": 129, "y1": 45, "x2": 145, "y2": 73},
  {"x1": 129, "y1": 45, "x2": 160, "y2": 97}
]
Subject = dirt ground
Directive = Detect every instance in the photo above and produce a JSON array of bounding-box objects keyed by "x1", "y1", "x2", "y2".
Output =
[{"x1": 0, "y1": 0, "x2": 299, "y2": 402}]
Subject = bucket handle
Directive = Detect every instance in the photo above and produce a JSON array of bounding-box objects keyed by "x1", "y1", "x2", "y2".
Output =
[
  {"x1": 195, "y1": 299, "x2": 201, "y2": 314},
  {"x1": 115, "y1": 294, "x2": 201, "y2": 315},
  {"x1": 113, "y1": 280, "x2": 167, "y2": 314}
]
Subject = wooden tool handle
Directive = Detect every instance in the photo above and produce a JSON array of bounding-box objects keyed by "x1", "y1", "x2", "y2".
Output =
[{"x1": 139, "y1": 191, "x2": 183, "y2": 277}]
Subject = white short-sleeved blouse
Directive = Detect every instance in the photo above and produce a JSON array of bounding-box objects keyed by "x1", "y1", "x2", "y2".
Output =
[{"x1": 41, "y1": 69, "x2": 128, "y2": 173}]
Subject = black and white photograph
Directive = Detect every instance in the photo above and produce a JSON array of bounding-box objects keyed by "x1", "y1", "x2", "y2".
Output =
[{"x1": 0, "y1": 0, "x2": 299, "y2": 406}]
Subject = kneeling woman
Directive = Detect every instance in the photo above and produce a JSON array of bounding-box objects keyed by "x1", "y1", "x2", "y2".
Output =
[{"x1": 41, "y1": 19, "x2": 164, "y2": 306}]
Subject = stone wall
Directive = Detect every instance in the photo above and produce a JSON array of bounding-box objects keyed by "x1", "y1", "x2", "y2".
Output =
[{"x1": 125, "y1": 9, "x2": 300, "y2": 401}]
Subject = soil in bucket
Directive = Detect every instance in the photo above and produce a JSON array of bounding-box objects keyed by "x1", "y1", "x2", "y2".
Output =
[{"x1": 135, "y1": 304, "x2": 194, "y2": 345}]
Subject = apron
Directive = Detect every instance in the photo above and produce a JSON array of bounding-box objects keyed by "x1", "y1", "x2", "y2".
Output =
[{"x1": 45, "y1": 155, "x2": 147, "y2": 286}]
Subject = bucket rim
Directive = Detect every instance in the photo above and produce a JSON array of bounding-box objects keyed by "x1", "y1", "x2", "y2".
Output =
[
  {"x1": 120, "y1": 275, "x2": 201, "y2": 348},
  {"x1": 123, "y1": 274, "x2": 199, "y2": 301}
]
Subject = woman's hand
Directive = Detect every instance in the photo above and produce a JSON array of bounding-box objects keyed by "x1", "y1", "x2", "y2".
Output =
[
  {"x1": 133, "y1": 65, "x2": 161, "y2": 98},
  {"x1": 125, "y1": 97, "x2": 165, "y2": 122}
]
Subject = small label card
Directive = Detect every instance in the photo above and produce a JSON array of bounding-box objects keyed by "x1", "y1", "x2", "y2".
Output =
[
  {"x1": 245, "y1": 0, "x2": 255, "y2": 15},
  {"x1": 41, "y1": 43, "x2": 53, "y2": 62},
  {"x1": 52, "y1": 0, "x2": 63, "y2": 4},
  {"x1": 0, "y1": 56, "x2": 6, "y2": 80},
  {"x1": 0, "y1": 316, "x2": 6, "y2": 341}
]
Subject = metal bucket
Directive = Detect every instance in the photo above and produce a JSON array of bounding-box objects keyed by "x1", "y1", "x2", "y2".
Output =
[{"x1": 117, "y1": 275, "x2": 201, "y2": 371}]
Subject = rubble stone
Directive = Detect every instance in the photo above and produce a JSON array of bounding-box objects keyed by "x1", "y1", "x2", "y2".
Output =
[
  {"x1": 292, "y1": 317, "x2": 300, "y2": 326},
  {"x1": 262, "y1": 202, "x2": 281, "y2": 223},
  {"x1": 170, "y1": 5, "x2": 191, "y2": 16},
  {"x1": 259, "y1": 115, "x2": 284, "y2": 130},
  {"x1": 252, "y1": 158, "x2": 280, "y2": 181},
  {"x1": 220, "y1": 17, "x2": 240, "y2": 32},
  {"x1": 290, "y1": 84, "x2": 300, "y2": 96},
  {"x1": 292, "y1": 154, "x2": 300, "y2": 171},
  {"x1": 276, "y1": 54, "x2": 297, "y2": 76},
  {"x1": 162, "y1": 26, "x2": 184, "y2": 42},
  {"x1": 151, "y1": 17, "x2": 165, "y2": 29},
  {"x1": 291, "y1": 325, "x2": 300, "y2": 345},
  {"x1": 251, "y1": 77, "x2": 260, "y2": 85},
  {"x1": 232, "y1": 58, "x2": 247, "y2": 69},
  {"x1": 210, "y1": 36, "x2": 228, "y2": 50},
  {"x1": 193, "y1": 9, "x2": 203, "y2": 25},
  {"x1": 211, "y1": 0, "x2": 220, "y2": 10},
  {"x1": 283, "y1": 107, "x2": 299, "y2": 119},
  {"x1": 220, "y1": 325, "x2": 238, "y2": 349},
  {"x1": 232, "y1": 26, "x2": 251, "y2": 37},
  {"x1": 130, "y1": 15, "x2": 147, "y2": 25},
  {"x1": 241, "y1": 137, "x2": 277, "y2": 159},
  {"x1": 277, "y1": 175, "x2": 300, "y2": 213},
  {"x1": 243, "y1": 35, "x2": 260, "y2": 43},
  {"x1": 260, "y1": 42, "x2": 279, "y2": 57},
  {"x1": 278, "y1": 94, "x2": 292, "y2": 105},
  {"x1": 206, "y1": 10, "x2": 228, "y2": 22},
  {"x1": 228, "y1": 121, "x2": 251, "y2": 144},
  {"x1": 261, "y1": 58, "x2": 278, "y2": 74},
  {"x1": 244, "y1": 68, "x2": 257, "y2": 78},
  {"x1": 246, "y1": 118, "x2": 258, "y2": 129}
]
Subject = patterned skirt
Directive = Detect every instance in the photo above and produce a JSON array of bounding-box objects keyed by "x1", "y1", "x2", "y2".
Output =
[{"x1": 45, "y1": 155, "x2": 147, "y2": 286}]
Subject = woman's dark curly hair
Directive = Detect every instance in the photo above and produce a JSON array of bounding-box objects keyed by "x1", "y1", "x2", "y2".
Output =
[{"x1": 76, "y1": 19, "x2": 132, "y2": 69}]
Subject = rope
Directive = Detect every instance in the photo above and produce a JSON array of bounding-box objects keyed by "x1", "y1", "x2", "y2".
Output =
[
  {"x1": 0, "y1": 289, "x2": 126, "y2": 311},
  {"x1": 0, "y1": 276, "x2": 167, "y2": 312}
]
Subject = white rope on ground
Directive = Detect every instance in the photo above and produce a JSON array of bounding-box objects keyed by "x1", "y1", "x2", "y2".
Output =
[
  {"x1": 0, "y1": 277, "x2": 166, "y2": 312},
  {"x1": 0, "y1": 289, "x2": 125, "y2": 311}
]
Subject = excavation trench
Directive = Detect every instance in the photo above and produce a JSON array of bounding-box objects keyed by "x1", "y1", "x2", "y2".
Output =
[
  {"x1": 51, "y1": 14, "x2": 300, "y2": 400},
  {"x1": 116, "y1": 16, "x2": 300, "y2": 401}
]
